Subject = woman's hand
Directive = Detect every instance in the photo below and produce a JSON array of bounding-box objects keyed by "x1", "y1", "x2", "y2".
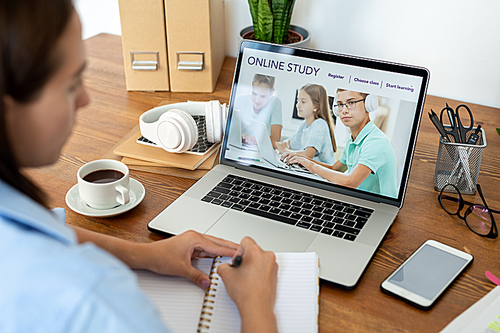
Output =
[
  {"x1": 135, "y1": 231, "x2": 238, "y2": 289},
  {"x1": 218, "y1": 237, "x2": 278, "y2": 333}
]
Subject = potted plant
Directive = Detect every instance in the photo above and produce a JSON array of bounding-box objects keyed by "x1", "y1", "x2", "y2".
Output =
[{"x1": 240, "y1": 0, "x2": 311, "y2": 48}]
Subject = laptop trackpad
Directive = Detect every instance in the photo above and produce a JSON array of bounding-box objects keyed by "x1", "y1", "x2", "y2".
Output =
[{"x1": 205, "y1": 210, "x2": 316, "y2": 252}]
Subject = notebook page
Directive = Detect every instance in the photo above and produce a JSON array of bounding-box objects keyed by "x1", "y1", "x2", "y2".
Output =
[
  {"x1": 134, "y1": 258, "x2": 213, "y2": 333},
  {"x1": 274, "y1": 252, "x2": 319, "y2": 333},
  {"x1": 205, "y1": 252, "x2": 319, "y2": 333}
]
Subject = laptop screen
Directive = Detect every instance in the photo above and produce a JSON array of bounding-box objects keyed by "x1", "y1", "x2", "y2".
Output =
[{"x1": 221, "y1": 41, "x2": 429, "y2": 207}]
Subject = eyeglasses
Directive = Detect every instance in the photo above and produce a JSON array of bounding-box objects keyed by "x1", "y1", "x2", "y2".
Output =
[
  {"x1": 333, "y1": 98, "x2": 365, "y2": 112},
  {"x1": 438, "y1": 184, "x2": 498, "y2": 238}
]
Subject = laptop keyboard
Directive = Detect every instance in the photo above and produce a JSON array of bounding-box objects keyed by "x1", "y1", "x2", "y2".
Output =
[{"x1": 201, "y1": 174, "x2": 373, "y2": 242}]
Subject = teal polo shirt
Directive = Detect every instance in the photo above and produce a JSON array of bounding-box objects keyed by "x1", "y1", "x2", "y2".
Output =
[{"x1": 339, "y1": 121, "x2": 398, "y2": 198}]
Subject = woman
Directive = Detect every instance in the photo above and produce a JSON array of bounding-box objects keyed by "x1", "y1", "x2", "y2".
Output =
[
  {"x1": 277, "y1": 83, "x2": 336, "y2": 164},
  {"x1": 0, "y1": 1, "x2": 278, "y2": 332}
]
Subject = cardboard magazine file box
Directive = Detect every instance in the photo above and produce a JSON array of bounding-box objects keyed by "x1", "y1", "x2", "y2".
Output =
[
  {"x1": 118, "y1": 0, "x2": 170, "y2": 91},
  {"x1": 164, "y1": 0, "x2": 225, "y2": 92}
]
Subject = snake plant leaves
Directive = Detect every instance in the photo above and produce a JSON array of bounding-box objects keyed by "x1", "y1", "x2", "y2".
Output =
[
  {"x1": 257, "y1": 0, "x2": 274, "y2": 42},
  {"x1": 272, "y1": 0, "x2": 296, "y2": 44},
  {"x1": 248, "y1": 0, "x2": 296, "y2": 44},
  {"x1": 282, "y1": 0, "x2": 296, "y2": 42},
  {"x1": 248, "y1": 0, "x2": 259, "y2": 34}
]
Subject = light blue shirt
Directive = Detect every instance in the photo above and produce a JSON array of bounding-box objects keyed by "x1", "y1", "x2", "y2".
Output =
[
  {"x1": 0, "y1": 180, "x2": 169, "y2": 333},
  {"x1": 234, "y1": 94, "x2": 282, "y2": 136},
  {"x1": 339, "y1": 121, "x2": 398, "y2": 198},
  {"x1": 288, "y1": 118, "x2": 336, "y2": 164}
]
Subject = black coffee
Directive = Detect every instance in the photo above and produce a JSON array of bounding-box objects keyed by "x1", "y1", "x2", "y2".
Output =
[{"x1": 83, "y1": 169, "x2": 124, "y2": 184}]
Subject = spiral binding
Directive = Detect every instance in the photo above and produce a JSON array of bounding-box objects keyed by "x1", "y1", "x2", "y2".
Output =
[{"x1": 197, "y1": 257, "x2": 222, "y2": 333}]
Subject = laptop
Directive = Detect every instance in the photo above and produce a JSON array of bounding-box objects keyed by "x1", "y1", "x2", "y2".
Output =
[
  {"x1": 251, "y1": 118, "x2": 311, "y2": 174},
  {"x1": 148, "y1": 40, "x2": 429, "y2": 288},
  {"x1": 227, "y1": 108, "x2": 243, "y2": 148},
  {"x1": 227, "y1": 108, "x2": 257, "y2": 152}
]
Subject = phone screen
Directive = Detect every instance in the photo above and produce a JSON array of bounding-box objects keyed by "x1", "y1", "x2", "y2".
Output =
[{"x1": 388, "y1": 244, "x2": 468, "y2": 300}]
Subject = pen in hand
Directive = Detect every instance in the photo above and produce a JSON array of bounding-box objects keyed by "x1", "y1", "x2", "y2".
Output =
[
  {"x1": 230, "y1": 244, "x2": 245, "y2": 267},
  {"x1": 231, "y1": 245, "x2": 244, "y2": 267},
  {"x1": 231, "y1": 255, "x2": 243, "y2": 268}
]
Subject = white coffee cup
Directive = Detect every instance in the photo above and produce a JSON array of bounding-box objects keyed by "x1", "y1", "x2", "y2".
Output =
[{"x1": 77, "y1": 159, "x2": 130, "y2": 210}]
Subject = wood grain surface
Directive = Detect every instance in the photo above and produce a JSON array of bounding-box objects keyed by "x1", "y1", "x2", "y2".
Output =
[{"x1": 25, "y1": 34, "x2": 500, "y2": 333}]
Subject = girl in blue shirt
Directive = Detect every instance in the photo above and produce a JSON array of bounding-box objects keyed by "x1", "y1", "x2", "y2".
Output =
[
  {"x1": 277, "y1": 83, "x2": 337, "y2": 164},
  {"x1": 0, "y1": 1, "x2": 279, "y2": 332}
]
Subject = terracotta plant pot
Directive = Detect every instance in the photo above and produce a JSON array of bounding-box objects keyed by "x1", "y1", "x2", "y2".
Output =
[{"x1": 239, "y1": 25, "x2": 311, "y2": 49}]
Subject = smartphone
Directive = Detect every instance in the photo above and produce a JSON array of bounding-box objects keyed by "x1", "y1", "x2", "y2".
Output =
[{"x1": 380, "y1": 240, "x2": 473, "y2": 310}]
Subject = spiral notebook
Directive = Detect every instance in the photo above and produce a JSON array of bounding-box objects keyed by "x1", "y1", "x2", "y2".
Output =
[{"x1": 134, "y1": 252, "x2": 319, "y2": 333}]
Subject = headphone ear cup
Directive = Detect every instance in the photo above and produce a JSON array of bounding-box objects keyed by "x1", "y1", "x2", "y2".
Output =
[
  {"x1": 221, "y1": 103, "x2": 228, "y2": 137},
  {"x1": 364, "y1": 95, "x2": 379, "y2": 113},
  {"x1": 205, "y1": 102, "x2": 215, "y2": 143},
  {"x1": 156, "y1": 109, "x2": 198, "y2": 153},
  {"x1": 333, "y1": 104, "x2": 339, "y2": 117},
  {"x1": 212, "y1": 100, "x2": 221, "y2": 143},
  {"x1": 205, "y1": 101, "x2": 224, "y2": 143}
]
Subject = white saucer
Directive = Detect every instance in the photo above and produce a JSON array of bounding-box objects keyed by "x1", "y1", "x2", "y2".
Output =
[{"x1": 65, "y1": 178, "x2": 145, "y2": 218}]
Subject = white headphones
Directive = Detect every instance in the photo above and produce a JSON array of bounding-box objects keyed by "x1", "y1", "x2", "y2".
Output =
[
  {"x1": 139, "y1": 101, "x2": 228, "y2": 153},
  {"x1": 333, "y1": 94, "x2": 378, "y2": 117}
]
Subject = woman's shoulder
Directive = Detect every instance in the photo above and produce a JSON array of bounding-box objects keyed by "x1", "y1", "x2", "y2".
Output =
[
  {"x1": 0, "y1": 217, "x2": 130, "y2": 294},
  {"x1": 0, "y1": 186, "x2": 165, "y2": 331},
  {"x1": 0, "y1": 219, "x2": 152, "y2": 332}
]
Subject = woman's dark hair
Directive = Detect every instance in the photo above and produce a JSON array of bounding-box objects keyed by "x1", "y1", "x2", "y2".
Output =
[{"x1": 0, "y1": 0, "x2": 74, "y2": 207}]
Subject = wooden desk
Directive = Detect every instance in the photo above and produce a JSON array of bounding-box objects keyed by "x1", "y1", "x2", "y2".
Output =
[{"x1": 27, "y1": 34, "x2": 500, "y2": 332}]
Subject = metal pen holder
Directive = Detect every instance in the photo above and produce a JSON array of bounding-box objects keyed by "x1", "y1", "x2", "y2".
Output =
[{"x1": 434, "y1": 127, "x2": 487, "y2": 194}]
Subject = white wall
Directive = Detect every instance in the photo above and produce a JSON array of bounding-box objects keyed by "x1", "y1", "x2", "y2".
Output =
[
  {"x1": 74, "y1": 0, "x2": 121, "y2": 38},
  {"x1": 75, "y1": 0, "x2": 500, "y2": 109}
]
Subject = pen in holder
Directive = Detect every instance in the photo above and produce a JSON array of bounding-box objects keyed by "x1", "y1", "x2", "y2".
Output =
[{"x1": 434, "y1": 126, "x2": 487, "y2": 194}]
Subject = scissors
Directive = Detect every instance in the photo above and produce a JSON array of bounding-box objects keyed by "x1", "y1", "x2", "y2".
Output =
[{"x1": 439, "y1": 103, "x2": 474, "y2": 143}]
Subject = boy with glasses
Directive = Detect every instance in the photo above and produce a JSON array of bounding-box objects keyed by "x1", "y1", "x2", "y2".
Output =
[{"x1": 285, "y1": 89, "x2": 398, "y2": 198}]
